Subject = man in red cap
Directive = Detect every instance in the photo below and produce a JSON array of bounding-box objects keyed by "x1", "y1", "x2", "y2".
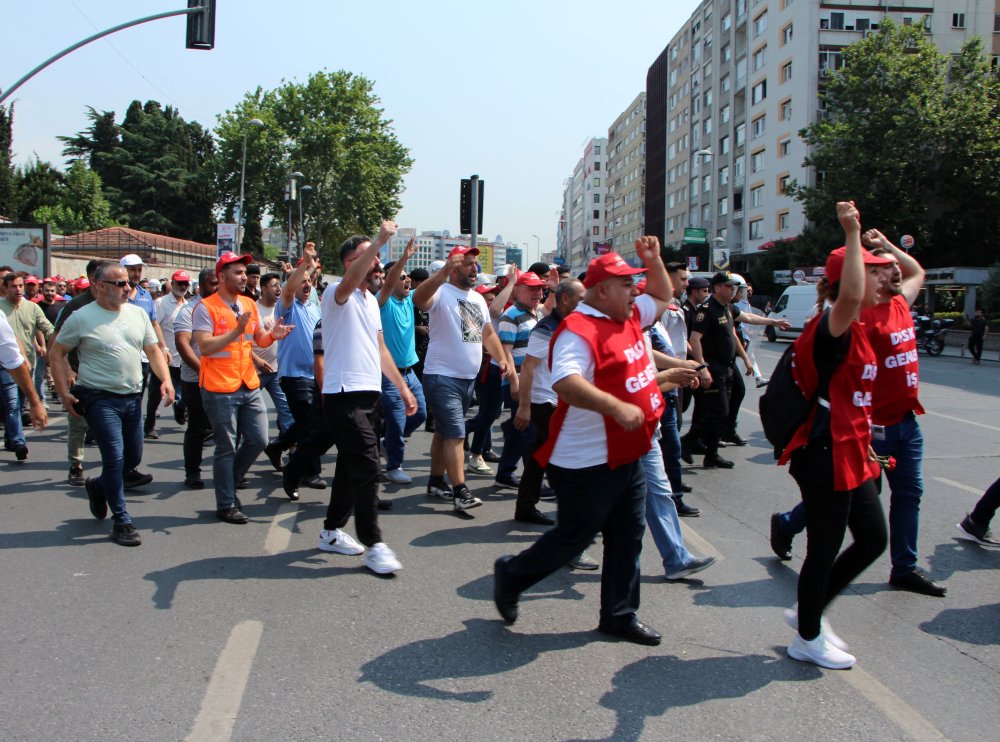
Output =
[
  {"x1": 413, "y1": 245, "x2": 510, "y2": 512},
  {"x1": 193, "y1": 252, "x2": 293, "y2": 523},
  {"x1": 494, "y1": 239, "x2": 672, "y2": 646}
]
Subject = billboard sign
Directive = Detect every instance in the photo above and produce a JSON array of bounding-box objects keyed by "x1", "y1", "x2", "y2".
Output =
[
  {"x1": 0, "y1": 224, "x2": 49, "y2": 276},
  {"x1": 216, "y1": 223, "x2": 237, "y2": 257}
]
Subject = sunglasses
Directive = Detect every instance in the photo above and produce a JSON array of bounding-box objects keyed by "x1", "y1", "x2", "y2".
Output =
[{"x1": 101, "y1": 280, "x2": 130, "y2": 288}]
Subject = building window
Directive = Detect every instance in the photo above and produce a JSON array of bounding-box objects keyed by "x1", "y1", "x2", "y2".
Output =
[
  {"x1": 749, "y1": 219, "x2": 763, "y2": 240},
  {"x1": 830, "y1": 12, "x2": 844, "y2": 30},
  {"x1": 779, "y1": 137, "x2": 791, "y2": 157},
  {"x1": 593, "y1": 194, "x2": 600, "y2": 203},
  {"x1": 952, "y1": 13, "x2": 965, "y2": 29},
  {"x1": 719, "y1": 166, "x2": 729, "y2": 186},
  {"x1": 752, "y1": 80, "x2": 767, "y2": 105},
  {"x1": 721, "y1": 74, "x2": 731, "y2": 93},
  {"x1": 995, "y1": 14, "x2": 1000, "y2": 32},
  {"x1": 750, "y1": 184, "x2": 765, "y2": 207},
  {"x1": 720, "y1": 104, "x2": 730, "y2": 125},
  {"x1": 722, "y1": 12, "x2": 731, "y2": 31},
  {"x1": 751, "y1": 114, "x2": 766, "y2": 139},
  {"x1": 781, "y1": 61, "x2": 792, "y2": 83},
  {"x1": 782, "y1": 24, "x2": 793, "y2": 45},
  {"x1": 735, "y1": 122, "x2": 746, "y2": 147},
  {"x1": 594, "y1": 209, "x2": 601, "y2": 219},
  {"x1": 719, "y1": 197, "x2": 728, "y2": 216},
  {"x1": 752, "y1": 46, "x2": 767, "y2": 72},
  {"x1": 594, "y1": 145, "x2": 602, "y2": 155},
  {"x1": 702, "y1": 203, "x2": 712, "y2": 222},
  {"x1": 780, "y1": 98, "x2": 792, "y2": 120},
  {"x1": 704, "y1": 61, "x2": 713, "y2": 79},
  {"x1": 704, "y1": 89, "x2": 713, "y2": 108},
  {"x1": 703, "y1": 174, "x2": 711, "y2": 193},
  {"x1": 594, "y1": 177, "x2": 601, "y2": 186},
  {"x1": 720, "y1": 135, "x2": 730, "y2": 155},
  {"x1": 593, "y1": 226, "x2": 600, "y2": 235},
  {"x1": 751, "y1": 149, "x2": 765, "y2": 172},
  {"x1": 721, "y1": 43, "x2": 731, "y2": 63},
  {"x1": 777, "y1": 210, "x2": 790, "y2": 230},
  {"x1": 753, "y1": 11, "x2": 767, "y2": 37},
  {"x1": 778, "y1": 174, "x2": 791, "y2": 194},
  {"x1": 703, "y1": 117, "x2": 713, "y2": 135},
  {"x1": 594, "y1": 162, "x2": 601, "y2": 171}
]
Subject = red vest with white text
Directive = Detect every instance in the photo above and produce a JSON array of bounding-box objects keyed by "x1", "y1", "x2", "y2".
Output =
[
  {"x1": 860, "y1": 295, "x2": 924, "y2": 426},
  {"x1": 535, "y1": 306, "x2": 664, "y2": 470}
]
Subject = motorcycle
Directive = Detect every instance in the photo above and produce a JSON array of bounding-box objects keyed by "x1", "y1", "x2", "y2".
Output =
[{"x1": 914, "y1": 315, "x2": 954, "y2": 356}]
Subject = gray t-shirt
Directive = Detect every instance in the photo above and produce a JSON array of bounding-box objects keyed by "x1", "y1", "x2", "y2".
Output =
[
  {"x1": 174, "y1": 298, "x2": 201, "y2": 384},
  {"x1": 56, "y1": 303, "x2": 157, "y2": 394}
]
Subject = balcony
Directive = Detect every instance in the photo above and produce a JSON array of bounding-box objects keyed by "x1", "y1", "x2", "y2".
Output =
[
  {"x1": 732, "y1": 209, "x2": 744, "y2": 222},
  {"x1": 735, "y1": 12, "x2": 747, "y2": 30},
  {"x1": 734, "y1": 143, "x2": 745, "y2": 159},
  {"x1": 732, "y1": 174, "x2": 745, "y2": 189}
]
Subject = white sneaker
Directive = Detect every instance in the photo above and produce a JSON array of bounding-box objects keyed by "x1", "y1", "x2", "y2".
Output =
[
  {"x1": 453, "y1": 492, "x2": 483, "y2": 511},
  {"x1": 783, "y1": 608, "x2": 848, "y2": 651},
  {"x1": 364, "y1": 542, "x2": 402, "y2": 574},
  {"x1": 426, "y1": 483, "x2": 454, "y2": 500},
  {"x1": 787, "y1": 634, "x2": 856, "y2": 669},
  {"x1": 317, "y1": 528, "x2": 365, "y2": 555},
  {"x1": 467, "y1": 454, "x2": 494, "y2": 475},
  {"x1": 385, "y1": 468, "x2": 412, "y2": 484}
]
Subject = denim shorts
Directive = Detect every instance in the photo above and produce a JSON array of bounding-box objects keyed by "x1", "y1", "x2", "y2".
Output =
[{"x1": 423, "y1": 373, "x2": 475, "y2": 439}]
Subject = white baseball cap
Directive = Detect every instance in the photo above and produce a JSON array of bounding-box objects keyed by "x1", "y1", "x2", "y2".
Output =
[{"x1": 120, "y1": 254, "x2": 144, "y2": 267}]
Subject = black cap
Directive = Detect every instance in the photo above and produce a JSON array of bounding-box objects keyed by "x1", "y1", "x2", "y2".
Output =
[
  {"x1": 709, "y1": 271, "x2": 738, "y2": 286},
  {"x1": 246, "y1": 264, "x2": 261, "y2": 276},
  {"x1": 527, "y1": 261, "x2": 551, "y2": 276},
  {"x1": 687, "y1": 276, "x2": 710, "y2": 289},
  {"x1": 556, "y1": 264, "x2": 571, "y2": 275},
  {"x1": 409, "y1": 268, "x2": 429, "y2": 281}
]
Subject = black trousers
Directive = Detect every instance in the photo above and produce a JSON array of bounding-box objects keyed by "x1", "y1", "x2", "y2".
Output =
[
  {"x1": 689, "y1": 364, "x2": 732, "y2": 455},
  {"x1": 726, "y1": 361, "x2": 745, "y2": 437},
  {"x1": 968, "y1": 334, "x2": 984, "y2": 362},
  {"x1": 790, "y1": 443, "x2": 887, "y2": 640},
  {"x1": 971, "y1": 476, "x2": 1000, "y2": 527},
  {"x1": 182, "y1": 379, "x2": 209, "y2": 477},
  {"x1": 279, "y1": 376, "x2": 321, "y2": 478},
  {"x1": 514, "y1": 403, "x2": 555, "y2": 514},
  {"x1": 500, "y1": 460, "x2": 646, "y2": 629}
]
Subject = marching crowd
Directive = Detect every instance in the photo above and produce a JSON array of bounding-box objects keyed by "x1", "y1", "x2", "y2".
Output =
[{"x1": 0, "y1": 211, "x2": 997, "y2": 671}]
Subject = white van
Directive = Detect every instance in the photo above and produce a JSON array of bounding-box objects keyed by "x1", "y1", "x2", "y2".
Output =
[{"x1": 765, "y1": 284, "x2": 818, "y2": 341}]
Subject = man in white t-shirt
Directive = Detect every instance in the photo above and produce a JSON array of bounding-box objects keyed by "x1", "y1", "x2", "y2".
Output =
[
  {"x1": 494, "y1": 240, "x2": 672, "y2": 647},
  {"x1": 282, "y1": 222, "x2": 416, "y2": 575},
  {"x1": 412, "y1": 246, "x2": 510, "y2": 513}
]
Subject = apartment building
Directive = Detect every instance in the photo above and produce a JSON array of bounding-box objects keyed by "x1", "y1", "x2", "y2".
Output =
[
  {"x1": 386, "y1": 230, "x2": 511, "y2": 274},
  {"x1": 647, "y1": 0, "x2": 1000, "y2": 269},
  {"x1": 606, "y1": 93, "x2": 647, "y2": 265},
  {"x1": 558, "y1": 137, "x2": 609, "y2": 272}
]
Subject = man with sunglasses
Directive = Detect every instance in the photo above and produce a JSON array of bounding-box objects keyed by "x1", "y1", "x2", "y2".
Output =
[{"x1": 50, "y1": 261, "x2": 175, "y2": 547}]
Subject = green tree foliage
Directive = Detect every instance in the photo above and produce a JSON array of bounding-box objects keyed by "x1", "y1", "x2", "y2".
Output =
[
  {"x1": 0, "y1": 99, "x2": 14, "y2": 220},
  {"x1": 214, "y1": 71, "x2": 413, "y2": 268},
  {"x1": 12, "y1": 157, "x2": 65, "y2": 221},
  {"x1": 60, "y1": 101, "x2": 217, "y2": 242},
  {"x1": 977, "y1": 263, "x2": 1000, "y2": 316},
  {"x1": 789, "y1": 21, "x2": 1000, "y2": 266},
  {"x1": 31, "y1": 159, "x2": 116, "y2": 234}
]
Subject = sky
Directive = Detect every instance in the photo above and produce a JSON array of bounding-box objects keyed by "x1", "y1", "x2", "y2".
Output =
[{"x1": 3, "y1": 0, "x2": 700, "y2": 264}]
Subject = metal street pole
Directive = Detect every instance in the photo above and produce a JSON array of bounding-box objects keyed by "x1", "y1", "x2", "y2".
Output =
[
  {"x1": 287, "y1": 171, "x2": 303, "y2": 258},
  {"x1": 237, "y1": 118, "x2": 264, "y2": 249},
  {"x1": 298, "y1": 185, "x2": 313, "y2": 250},
  {"x1": 531, "y1": 233, "x2": 540, "y2": 263},
  {"x1": 469, "y1": 175, "x2": 479, "y2": 251}
]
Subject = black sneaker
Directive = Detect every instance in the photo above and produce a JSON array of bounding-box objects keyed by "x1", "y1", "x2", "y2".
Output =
[
  {"x1": 720, "y1": 433, "x2": 747, "y2": 446},
  {"x1": 111, "y1": 523, "x2": 142, "y2": 546},
  {"x1": 494, "y1": 473, "x2": 521, "y2": 489},
  {"x1": 85, "y1": 477, "x2": 108, "y2": 520},
  {"x1": 770, "y1": 513, "x2": 793, "y2": 561},
  {"x1": 681, "y1": 483, "x2": 693, "y2": 493},
  {"x1": 482, "y1": 449, "x2": 502, "y2": 463},
  {"x1": 889, "y1": 568, "x2": 946, "y2": 597},
  {"x1": 236, "y1": 478, "x2": 251, "y2": 490},
  {"x1": 216, "y1": 507, "x2": 249, "y2": 524},
  {"x1": 183, "y1": 477, "x2": 205, "y2": 490},
  {"x1": 173, "y1": 405, "x2": 187, "y2": 425},
  {"x1": 673, "y1": 497, "x2": 701, "y2": 517},
  {"x1": 957, "y1": 514, "x2": 1000, "y2": 547},
  {"x1": 68, "y1": 464, "x2": 85, "y2": 487},
  {"x1": 300, "y1": 475, "x2": 327, "y2": 490},
  {"x1": 124, "y1": 470, "x2": 154, "y2": 489},
  {"x1": 143, "y1": 430, "x2": 159, "y2": 440},
  {"x1": 426, "y1": 483, "x2": 454, "y2": 500},
  {"x1": 703, "y1": 454, "x2": 735, "y2": 469},
  {"x1": 264, "y1": 442, "x2": 285, "y2": 471},
  {"x1": 454, "y1": 493, "x2": 483, "y2": 511},
  {"x1": 539, "y1": 484, "x2": 557, "y2": 500},
  {"x1": 14, "y1": 444, "x2": 28, "y2": 462}
]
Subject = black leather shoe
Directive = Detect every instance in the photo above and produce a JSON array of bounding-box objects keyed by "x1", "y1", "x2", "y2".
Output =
[
  {"x1": 681, "y1": 483, "x2": 692, "y2": 493},
  {"x1": 376, "y1": 497, "x2": 393, "y2": 511},
  {"x1": 720, "y1": 433, "x2": 748, "y2": 446},
  {"x1": 216, "y1": 507, "x2": 249, "y2": 524},
  {"x1": 300, "y1": 475, "x2": 327, "y2": 490},
  {"x1": 889, "y1": 568, "x2": 946, "y2": 597},
  {"x1": 124, "y1": 470, "x2": 153, "y2": 489},
  {"x1": 85, "y1": 477, "x2": 107, "y2": 520},
  {"x1": 597, "y1": 620, "x2": 662, "y2": 646},
  {"x1": 673, "y1": 497, "x2": 701, "y2": 517},
  {"x1": 68, "y1": 464, "x2": 85, "y2": 487},
  {"x1": 482, "y1": 449, "x2": 502, "y2": 463},
  {"x1": 515, "y1": 508, "x2": 555, "y2": 526},
  {"x1": 680, "y1": 441, "x2": 693, "y2": 465},
  {"x1": 184, "y1": 477, "x2": 205, "y2": 490},
  {"x1": 538, "y1": 484, "x2": 556, "y2": 500},
  {"x1": 770, "y1": 513, "x2": 793, "y2": 561},
  {"x1": 264, "y1": 442, "x2": 285, "y2": 471},
  {"x1": 495, "y1": 473, "x2": 520, "y2": 489},
  {"x1": 282, "y1": 468, "x2": 298, "y2": 499},
  {"x1": 236, "y1": 478, "x2": 250, "y2": 490},
  {"x1": 494, "y1": 556, "x2": 519, "y2": 624},
  {"x1": 703, "y1": 454, "x2": 734, "y2": 469}
]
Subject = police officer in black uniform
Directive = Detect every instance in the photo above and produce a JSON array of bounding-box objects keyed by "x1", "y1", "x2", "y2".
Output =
[{"x1": 679, "y1": 275, "x2": 711, "y2": 455}]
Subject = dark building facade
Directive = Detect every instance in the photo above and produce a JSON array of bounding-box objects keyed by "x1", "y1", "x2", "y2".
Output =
[{"x1": 644, "y1": 45, "x2": 669, "y2": 248}]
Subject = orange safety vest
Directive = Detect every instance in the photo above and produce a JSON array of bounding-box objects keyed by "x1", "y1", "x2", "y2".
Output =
[{"x1": 198, "y1": 292, "x2": 261, "y2": 393}]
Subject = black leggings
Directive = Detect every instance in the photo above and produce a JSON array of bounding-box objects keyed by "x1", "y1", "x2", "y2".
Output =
[{"x1": 790, "y1": 444, "x2": 887, "y2": 640}]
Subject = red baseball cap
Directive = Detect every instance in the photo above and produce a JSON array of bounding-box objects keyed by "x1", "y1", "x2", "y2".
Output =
[
  {"x1": 515, "y1": 271, "x2": 545, "y2": 288},
  {"x1": 449, "y1": 246, "x2": 480, "y2": 258},
  {"x1": 76, "y1": 278, "x2": 91, "y2": 290},
  {"x1": 824, "y1": 246, "x2": 893, "y2": 284},
  {"x1": 215, "y1": 251, "x2": 253, "y2": 274},
  {"x1": 475, "y1": 284, "x2": 499, "y2": 295},
  {"x1": 172, "y1": 270, "x2": 191, "y2": 282},
  {"x1": 582, "y1": 252, "x2": 646, "y2": 288},
  {"x1": 635, "y1": 279, "x2": 647, "y2": 294},
  {"x1": 24, "y1": 275, "x2": 39, "y2": 285}
]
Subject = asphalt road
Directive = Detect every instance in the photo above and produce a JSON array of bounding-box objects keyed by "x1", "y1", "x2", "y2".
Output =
[{"x1": 0, "y1": 344, "x2": 997, "y2": 741}]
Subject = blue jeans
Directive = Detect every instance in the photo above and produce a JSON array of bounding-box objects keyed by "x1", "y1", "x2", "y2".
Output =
[
  {"x1": 201, "y1": 386, "x2": 269, "y2": 510},
  {"x1": 498, "y1": 384, "x2": 534, "y2": 478},
  {"x1": 469, "y1": 364, "x2": 503, "y2": 454},
  {"x1": 381, "y1": 370, "x2": 427, "y2": 470},
  {"x1": 642, "y1": 433, "x2": 693, "y2": 574},
  {"x1": 0, "y1": 369, "x2": 25, "y2": 449},
  {"x1": 33, "y1": 357, "x2": 46, "y2": 403},
  {"x1": 872, "y1": 412, "x2": 924, "y2": 577},
  {"x1": 259, "y1": 370, "x2": 294, "y2": 441},
  {"x1": 658, "y1": 396, "x2": 685, "y2": 494},
  {"x1": 76, "y1": 388, "x2": 143, "y2": 525}
]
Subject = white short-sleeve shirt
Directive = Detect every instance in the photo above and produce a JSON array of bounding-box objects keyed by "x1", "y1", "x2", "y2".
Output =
[
  {"x1": 320, "y1": 281, "x2": 383, "y2": 393},
  {"x1": 0, "y1": 312, "x2": 25, "y2": 371},
  {"x1": 423, "y1": 282, "x2": 490, "y2": 379}
]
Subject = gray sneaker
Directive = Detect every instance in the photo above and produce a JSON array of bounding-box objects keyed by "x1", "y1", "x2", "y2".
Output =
[
  {"x1": 665, "y1": 555, "x2": 717, "y2": 580},
  {"x1": 569, "y1": 550, "x2": 599, "y2": 570},
  {"x1": 453, "y1": 493, "x2": 483, "y2": 511},
  {"x1": 957, "y1": 514, "x2": 1000, "y2": 547}
]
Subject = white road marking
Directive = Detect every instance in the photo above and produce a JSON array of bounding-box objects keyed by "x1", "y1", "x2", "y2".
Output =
[
  {"x1": 679, "y1": 522, "x2": 723, "y2": 560},
  {"x1": 923, "y1": 410, "x2": 1000, "y2": 433},
  {"x1": 932, "y1": 477, "x2": 984, "y2": 495},
  {"x1": 186, "y1": 620, "x2": 263, "y2": 742},
  {"x1": 841, "y1": 665, "x2": 951, "y2": 741},
  {"x1": 263, "y1": 502, "x2": 299, "y2": 554}
]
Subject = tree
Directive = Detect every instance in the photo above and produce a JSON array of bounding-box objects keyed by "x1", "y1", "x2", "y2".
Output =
[
  {"x1": 788, "y1": 21, "x2": 1000, "y2": 266},
  {"x1": 0, "y1": 99, "x2": 13, "y2": 220},
  {"x1": 31, "y1": 159, "x2": 116, "y2": 234},
  {"x1": 214, "y1": 71, "x2": 413, "y2": 267},
  {"x1": 11, "y1": 157, "x2": 64, "y2": 222}
]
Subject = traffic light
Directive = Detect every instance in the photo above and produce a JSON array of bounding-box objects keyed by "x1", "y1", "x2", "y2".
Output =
[
  {"x1": 186, "y1": 0, "x2": 216, "y2": 50},
  {"x1": 460, "y1": 177, "x2": 484, "y2": 235}
]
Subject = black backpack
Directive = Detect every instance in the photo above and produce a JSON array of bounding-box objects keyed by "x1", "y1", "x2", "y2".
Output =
[{"x1": 759, "y1": 334, "x2": 841, "y2": 460}]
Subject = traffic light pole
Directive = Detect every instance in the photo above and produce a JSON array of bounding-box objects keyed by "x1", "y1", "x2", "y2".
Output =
[
  {"x1": 0, "y1": 5, "x2": 208, "y2": 105},
  {"x1": 469, "y1": 175, "x2": 479, "y2": 250}
]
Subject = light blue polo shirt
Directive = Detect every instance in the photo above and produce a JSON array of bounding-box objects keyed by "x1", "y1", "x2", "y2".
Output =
[
  {"x1": 380, "y1": 294, "x2": 418, "y2": 369},
  {"x1": 276, "y1": 298, "x2": 321, "y2": 378}
]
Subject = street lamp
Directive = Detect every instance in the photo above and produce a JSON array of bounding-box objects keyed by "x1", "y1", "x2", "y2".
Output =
[
  {"x1": 285, "y1": 171, "x2": 304, "y2": 258},
  {"x1": 530, "y1": 233, "x2": 540, "y2": 262},
  {"x1": 298, "y1": 184, "x2": 313, "y2": 249},
  {"x1": 237, "y1": 118, "x2": 264, "y2": 248}
]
